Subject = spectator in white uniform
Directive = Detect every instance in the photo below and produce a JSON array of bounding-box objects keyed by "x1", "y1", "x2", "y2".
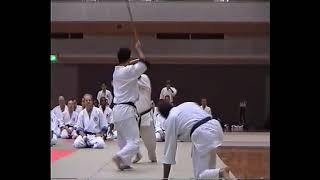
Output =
[
  {"x1": 73, "y1": 94, "x2": 108, "y2": 149},
  {"x1": 111, "y1": 41, "x2": 149, "y2": 170},
  {"x1": 132, "y1": 74, "x2": 157, "y2": 164},
  {"x1": 51, "y1": 96, "x2": 68, "y2": 126},
  {"x1": 99, "y1": 97, "x2": 117, "y2": 139},
  {"x1": 73, "y1": 98, "x2": 83, "y2": 113},
  {"x1": 157, "y1": 100, "x2": 230, "y2": 180},
  {"x1": 51, "y1": 111, "x2": 59, "y2": 146},
  {"x1": 159, "y1": 80, "x2": 177, "y2": 104},
  {"x1": 97, "y1": 83, "x2": 113, "y2": 105},
  {"x1": 200, "y1": 98, "x2": 212, "y2": 117},
  {"x1": 60, "y1": 100, "x2": 79, "y2": 139}
]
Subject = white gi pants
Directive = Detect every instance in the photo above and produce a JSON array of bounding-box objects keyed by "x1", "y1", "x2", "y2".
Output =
[
  {"x1": 114, "y1": 117, "x2": 140, "y2": 166},
  {"x1": 139, "y1": 112, "x2": 157, "y2": 161},
  {"x1": 60, "y1": 128, "x2": 78, "y2": 139},
  {"x1": 190, "y1": 120, "x2": 224, "y2": 179},
  {"x1": 73, "y1": 135, "x2": 105, "y2": 149}
]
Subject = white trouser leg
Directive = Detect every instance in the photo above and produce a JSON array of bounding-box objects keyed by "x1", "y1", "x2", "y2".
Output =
[
  {"x1": 73, "y1": 135, "x2": 87, "y2": 148},
  {"x1": 51, "y1": 134, "x2": 58, "y2": 145},
  {"x1": 60, "y1": 129, "x2": 69, "y2": 139},
  {"x1": 140, "y1": 125, "x2": 157, "y2": 161},
  {"x1": 114, "y1": 118, "x2": 140, "y2": 166},
  {"x1": 192, "y1": 145, "x2": 220, "y2": 179}
]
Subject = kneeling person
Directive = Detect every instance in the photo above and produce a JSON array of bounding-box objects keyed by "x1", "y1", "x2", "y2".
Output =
[
  {"x1": 60, "y1": 100, "x2": 79, "y2": 139},
  {"x1": 73, "y1": 94, "x2": 108, "y2": 149},
  {"x1": 158, "y1": 101, "x2": 230, "y2": 180}
]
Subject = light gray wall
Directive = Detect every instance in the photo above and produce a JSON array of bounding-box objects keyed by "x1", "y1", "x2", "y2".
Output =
[{"x1": 51, "y1": 1, "x2": 269, "y2": 22}]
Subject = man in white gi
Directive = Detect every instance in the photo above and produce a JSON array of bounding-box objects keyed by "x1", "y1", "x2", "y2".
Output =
[
  {"x1": 60, "y1": 100, "x2": 79, "y2": 139},
  {"x1": 52, "y1": 96, "x2": 68, "y2": 128},
  {"x1": 132, "y1": 74, "x2": 157, "y2": 163},
  {"x1": 200, "y1": 98, "x2": 212, "y2": 117},
  {"x1": 111, "y1": 41, "x2": 149, "y2": 170},
  {"x1": 73, "y1": 94, "x2": 108, "y2": 149},
  {"x1": 157, "y1": 100, "x2": 230, "y2": 180},
  {"x1": 99, "y1": 97, "x2": 116, "y2": 139},
  {"x1": 73, "y1": 98, "x2": 83, "y2": 113},
  {"x1": 51, "y1": 111, "x2": 59, "y2": 146},
  {"x1": 159, "y1": 80, "x2": 177, "y2": 104},
  {"x1": 97, "y1": 83, "x2": 113, "y2": 104}
]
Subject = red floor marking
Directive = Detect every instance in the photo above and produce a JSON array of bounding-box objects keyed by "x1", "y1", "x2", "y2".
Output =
[{"x1": 51, "y1": 149, "x2": 76, "y2": 162}]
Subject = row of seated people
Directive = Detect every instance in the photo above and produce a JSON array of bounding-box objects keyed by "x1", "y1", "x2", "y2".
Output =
[{"x1": 50, "y1": 95, "x2": 167, "y2": 148}]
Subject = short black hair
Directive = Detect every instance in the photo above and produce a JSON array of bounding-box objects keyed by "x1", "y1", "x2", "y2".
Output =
[
  {"x1": 117, "y1": 48, "x2": 131, "y2": 63},
  {"x1": 157, "y1": 100, "x2": 173, "y2": 119}
]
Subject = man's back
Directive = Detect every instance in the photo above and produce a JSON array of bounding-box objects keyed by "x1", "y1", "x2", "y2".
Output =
[
  {"x1": 113, "y1": 61, "x2": 147, "y2": 104},
  {"x1": 164, "y1": 102, "x2": 212, "y2": 141}
]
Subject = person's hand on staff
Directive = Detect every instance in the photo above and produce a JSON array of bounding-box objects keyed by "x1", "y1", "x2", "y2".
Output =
[{"x1": 135, "y1": 40, "x2": 145, "y2": 59}]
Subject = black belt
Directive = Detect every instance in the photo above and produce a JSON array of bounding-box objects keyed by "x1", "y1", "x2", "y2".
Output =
[
  {"x1": 114, "y1": 102, "x2": 137, "y2": 109},
  {"x1": 190, "y1": 117, "x2": 212, "y2": 137},
  {"x1": 140, "y1": 108, "x2": 152, "y2": 116},
  {"x1": 84, "y1": 131, "x2": 96, "y2": 135},
  {"x1": 138, "y1": 107, "x2": 152, "y2": 130},
  {"x1": 114, "y1": 102, "x2": 141, "y2": 129}
]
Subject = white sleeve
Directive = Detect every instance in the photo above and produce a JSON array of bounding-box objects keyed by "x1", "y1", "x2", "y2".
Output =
[
  {"x1": 159, "y1": 88, "x2": 165, "y2": 99},
  {"x1": 154, "y1": 115, "x2": 162, "y2": 132},
  {"x1": 208, "y1": 107, "x2": 212, "y2": 116},
  {"x1": 172, "y1": 87, "x2": 178, "y2": 96},
  {"x1": 97, "y1": 91, "x2": 101, "y2": 104},
  {"x1": 125, "y1": 61, "x2": 147, "y2": 79},
  {"x1": 138, "y1": 74, "x2": 151, "y2": 90},
  {"x1": 108, "y1": 91, "x2": 113, "y2": 103},
  {"x1": 76, "y1": 112, "x2": 84, "y2": 131},
  {"x1": 162, "y1": 116, "x2": 178, "y2": 165},
  {"x1": 60, "y1": 112, "x2": 67, "y2": 127},
  {"x1": 99, "y1": 110, "x2": 108, "y2": 130}
]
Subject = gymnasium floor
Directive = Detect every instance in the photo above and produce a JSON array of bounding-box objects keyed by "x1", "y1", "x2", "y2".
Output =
[{"x1": 51, "y1": 132, "x2": 269, "y2": 180}]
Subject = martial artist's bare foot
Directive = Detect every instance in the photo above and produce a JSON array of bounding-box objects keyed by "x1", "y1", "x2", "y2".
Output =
[
  {"x1": 219, "y1": 167, "x2": 231, "y2": 179},
  {"x1": 112, "y1": 155, "x2": 124, "y2": 170},
  {"x1": 132, "y1": 153, "x2": 142, "y2": 164}
]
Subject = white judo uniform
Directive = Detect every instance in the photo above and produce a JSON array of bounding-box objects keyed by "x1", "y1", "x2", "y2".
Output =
[
  {"x1": 99, "y1": 105, "x2": 117, "y2": 139},
  {"x1": 159, "y1": 87, "x2": 177, "y2": 103},
  {"x1": 73, "y1": 107, "x2": 107, "y2": 149},
  {"x1": 60, "y1": 110, "x2": 79, "y2": 139},
  {"x1": 97, "y1": 89, "x2": 113, "y2": 104},
  {"x1": 153, "y1": 107, "x2": 166, "y2": 142},
  {"x1": 52, "y1": 105, "x2": 68, "y2": 134},
  {"x1": 51, "y1": 111, "x2": 59, "y2": 145},
  {"x1": 162, "y1": 102, "x2": 224, "y2": 179},
  {"x1": 112, "y1": 60, "x2": 147, "y2": 166},
  {"x1": 135, "y1": 74, "x2": 157, "y2": 161}
]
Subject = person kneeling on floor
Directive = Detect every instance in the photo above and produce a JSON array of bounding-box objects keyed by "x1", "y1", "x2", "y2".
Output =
[{"x1": 73, "y1": 94, "x2": 108, "y2": 149}]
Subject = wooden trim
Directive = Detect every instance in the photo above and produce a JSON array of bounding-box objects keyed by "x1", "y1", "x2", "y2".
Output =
[
  {"x1": 57, "y1": 56, "x2": 269, "y2": 65},
  {"x1": 51, "y1": 21, "x2": 269, "y2": 37}
]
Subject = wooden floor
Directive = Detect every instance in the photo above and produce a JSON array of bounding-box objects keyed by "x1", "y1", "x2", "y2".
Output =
[{"x1": 217, "y1": 147, "x2": 270, "y2": 179}]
